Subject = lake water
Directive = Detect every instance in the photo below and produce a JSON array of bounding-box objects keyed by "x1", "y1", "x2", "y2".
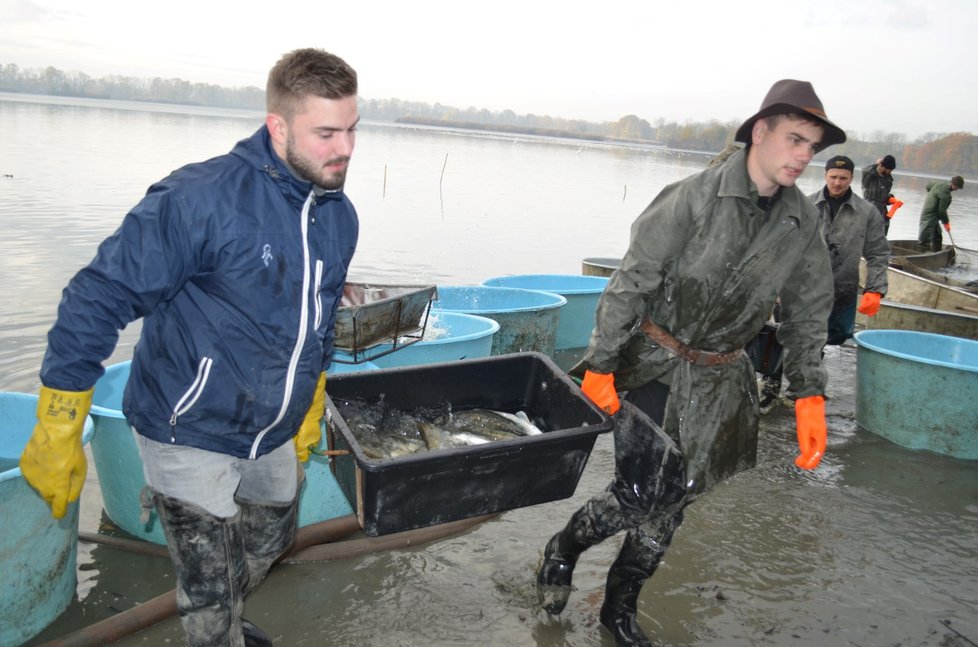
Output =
[{"x1": 3, "y1": 94, "x2": 977, "y2": 647}]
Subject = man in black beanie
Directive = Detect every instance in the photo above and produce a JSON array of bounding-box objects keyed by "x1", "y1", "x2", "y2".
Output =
[
  {"x1": 861, "y1": 154, "x2": 897, "y2": 233},
  {"x1": 759, "y1": 154, "x2": 889, "y2": 410}
]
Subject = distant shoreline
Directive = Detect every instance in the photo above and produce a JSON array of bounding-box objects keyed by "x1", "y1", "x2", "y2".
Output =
[
  {"x1": 0, "y1": 90, "x2": 971, "y2": 180},
  {"x1": 394, "y1": 115, "x2": 667, "y2": 149}
]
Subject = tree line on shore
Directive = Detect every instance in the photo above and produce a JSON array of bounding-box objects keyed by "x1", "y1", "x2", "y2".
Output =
[{"x1": 2, "y1": 63, "x2": 974, "y2": 178}]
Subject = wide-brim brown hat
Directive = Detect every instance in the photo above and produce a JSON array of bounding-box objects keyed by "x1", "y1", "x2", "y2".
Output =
[{"x1": 735, "y1": 79, "x2": 846, "y2": 149}]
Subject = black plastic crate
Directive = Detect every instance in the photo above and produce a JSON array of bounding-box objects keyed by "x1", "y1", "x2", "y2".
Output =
[{"x1": 324, "y1": 352, "x2": 613, "y2": 536}]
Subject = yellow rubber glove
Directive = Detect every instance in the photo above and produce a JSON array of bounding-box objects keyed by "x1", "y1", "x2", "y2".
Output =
[
  {"x1": 857, "y1": 292, "x2": 882, "y2": 317},
  {"x1": 20, "y1": 385, "x2": 94, "y2": 519},
  {"x1": 295, "y1": 372, "x2": 326, "y2": 462},
  {"x1": 581, "y1": 370, "x2": 620, "y2": 415},
  {"x1": 794, "y1": 395, "x2": 826, "y2": 470}
]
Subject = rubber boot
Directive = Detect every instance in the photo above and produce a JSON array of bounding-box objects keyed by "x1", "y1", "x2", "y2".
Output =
[
  {"x1": 237, "y1": 493, "x2": 300, "y2": 595},
  {"x1": 758, "y1": 372, "x2": 782, "y2": 413},
  {"x1": 149, "y1": 490, "x2": 248, "y2": 647},
  {"x1": 599, "y1": 531, "x2": 663, "y2": 647},
  {"x1": 537, "y1": 401, "x2": 685, "y2": 616},
  {"x1": 537, "y1": 501, "x2": 609, "y2": 615}
]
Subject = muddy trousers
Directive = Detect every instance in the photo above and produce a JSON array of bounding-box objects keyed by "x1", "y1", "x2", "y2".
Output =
[
  {"x1": 538, "y1": 384, "x2": 687, "y2": 647},
  {"x1": 147, "y1": 489, "x2": 299, "y2": 647}
]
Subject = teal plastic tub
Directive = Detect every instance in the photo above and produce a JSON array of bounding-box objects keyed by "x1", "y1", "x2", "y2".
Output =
[
  {"x1": 90, "y1": 361, "x2": 359, "y2": 544},
  {"x1": 0, "y1": 392, "x2": 94, "y2": 646},
  {"x1": 369, "y1": 312, "x2": 499, "y2": 368},
  {"x1": 431, "y1": 286, "x2": 566, "y2": 356},
  {"x1": 331, "y1": 351, "x2": 381, "y2": 374},
  {"x1": 481, "y1": 274, "x2": 609, "y2": 350},
  {"x1": 854, "y1": 330, "x2": 978, "y2": 459}
]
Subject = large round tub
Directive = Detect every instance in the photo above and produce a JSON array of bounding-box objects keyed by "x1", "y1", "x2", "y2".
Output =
[
  {"x1": 854, "y1": 330, "x2": 978, "y2": 459},
  {"x1": 431, "y1": 285, "x2": 566, "y2": 356},
  {"x1": 0, "y1": 392, "x2": 94, "y2": 646},
  {"x1": 481, "y1": 274, "x2": 608, "y2": 351},
  {"x1": 368, "y1": 311, "x2": 499, "y2": 368}
]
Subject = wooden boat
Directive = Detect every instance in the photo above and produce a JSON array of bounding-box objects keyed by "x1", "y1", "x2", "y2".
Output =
[
  {"x1": 858, "y1": 262, "x2": 978, "y2": 341},
  {"x1": 888, "y1": 239, "x2": 955, "y2": 270},
  {"x1": 901, "y1": 246, "x2": 978, "y2": 294}
]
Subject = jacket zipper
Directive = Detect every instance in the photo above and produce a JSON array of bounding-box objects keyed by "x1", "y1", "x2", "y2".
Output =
[
  {"x1": 169, "y1": 356, "x2": 214, "y2": 441},
  {"x1": 314, "y1": 260, "x2": 324, "y2": 330},
  {"x1": 249, "y1": 191, "x2": 316, "y2": 459}
]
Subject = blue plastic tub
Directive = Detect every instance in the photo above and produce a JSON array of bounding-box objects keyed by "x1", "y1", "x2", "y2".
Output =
[
  {"x1": 0, "y1": 392, "x2": 94, "y2": 646},
  {"x1": 369, "y1": 312, "x2": 499, "y2": 368},
  {"x1": 431, "y1": 285, "x2": 566, "y2": 356},
  {"x1": 331, "y1": 351, "x2": 381, "y2": 374},
  {"x1": 481, "y1": 274, "x2": 609, "y2": 350},
  {"x1": 90, "y1": 361, "x2": 358, "y2": 544},
  {"x1": 854, "y1": 330, "x2": 978, "y2": 459}
]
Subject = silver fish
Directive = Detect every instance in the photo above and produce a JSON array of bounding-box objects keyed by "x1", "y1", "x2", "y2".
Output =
[
  {"x1": 438, "y1": 409, "x2": 545, "y2": 441},
  {"x1": 359, "y1": 436, "x2": 427, "y2": 460},
  {"x1": 419, "y1": 421, "x2": 492, "y2": 450}
]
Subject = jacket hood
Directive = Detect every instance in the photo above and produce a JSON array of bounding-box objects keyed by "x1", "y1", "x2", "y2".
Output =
[{"x1": 230, "y1": 126, "x2": 346, "y2": 206}]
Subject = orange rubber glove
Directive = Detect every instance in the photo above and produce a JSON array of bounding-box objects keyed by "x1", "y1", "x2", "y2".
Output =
[
  {"x1": 943, "y1": 222, "x2": 951, "y2": 232},
  {"x1": 857, "y1": 292, "x2": 882, "y2": 317},
  {"x1": 295, "y1": 372, "x2": 326, "y2": 462},
  {"x1": 885, "y1": 196, "x2": 903, "y2": 219},
  {"x1": 581, "y1": 370, "x2": 620, "y2": 415},
  {"x1": 794, "y1": 395, "x2": 826, "y2": 470}
]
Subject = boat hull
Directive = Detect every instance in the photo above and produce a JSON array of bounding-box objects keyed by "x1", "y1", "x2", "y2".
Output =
[
  {"x1": 859, "y1": 263, "x2": 978, "y2": 340},
  {"x1": 888, "y1": 239, "x2": 954, "y2": 269}
]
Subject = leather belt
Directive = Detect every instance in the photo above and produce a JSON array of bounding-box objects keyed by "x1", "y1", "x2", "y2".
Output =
[{"x1": 640, "y1": 317, "x2": 744, "y2": 367}]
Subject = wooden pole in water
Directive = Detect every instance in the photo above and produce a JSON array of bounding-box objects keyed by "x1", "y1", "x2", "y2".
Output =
[{"x1": 439, "y1": 152, "x2": 448, "y2": 218}]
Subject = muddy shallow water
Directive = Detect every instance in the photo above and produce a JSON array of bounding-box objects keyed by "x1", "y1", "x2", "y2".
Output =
[{"x1": 24, "y1": 345, "x2": 978, "y2": 647}]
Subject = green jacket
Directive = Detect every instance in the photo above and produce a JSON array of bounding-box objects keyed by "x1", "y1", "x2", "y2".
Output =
[
  {"x1": 920, "y1": 180, "x2": 954, "y2": 226},
  {"x1": 810, "y1": 188, "x2": 889, "y2": 305},
  {"x1": 584, "y1": 147, "x2": 833, "y2": 492}
]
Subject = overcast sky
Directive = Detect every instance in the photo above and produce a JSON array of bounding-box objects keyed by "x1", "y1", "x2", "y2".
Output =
[{"x1": 2, "y1": 0, "x2": 976, "y2": 140}]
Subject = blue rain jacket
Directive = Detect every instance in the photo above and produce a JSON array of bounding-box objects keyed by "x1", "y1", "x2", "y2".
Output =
[{"x1": 41, "y1": 126, "x2": 359, "y2": 459}]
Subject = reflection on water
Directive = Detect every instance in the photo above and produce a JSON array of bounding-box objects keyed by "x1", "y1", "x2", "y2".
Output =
[{"x1": 4, "y1": 97, "x2": 977, "y2": 647}]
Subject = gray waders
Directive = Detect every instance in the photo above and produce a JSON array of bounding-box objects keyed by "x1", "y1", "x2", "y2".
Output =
[
  {"x1": 146, "y1": 488, "x2": 299, "y2": 647},
  {"x1": 537, "y1": 399, "x2": 687, "y2": 646}
]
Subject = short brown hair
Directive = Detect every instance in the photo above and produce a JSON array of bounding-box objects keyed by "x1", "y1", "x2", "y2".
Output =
[{"x1": 266, "y1": 48, "x2": 357, "y2": 119}]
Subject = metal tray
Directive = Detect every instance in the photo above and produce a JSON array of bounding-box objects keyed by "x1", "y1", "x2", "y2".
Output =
[{"x1": 333, "y1": 283, "x2": 437, "y2": 362}]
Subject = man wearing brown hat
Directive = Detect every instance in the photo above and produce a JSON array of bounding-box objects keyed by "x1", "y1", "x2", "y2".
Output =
[
  {"x1": 758, "y1": 155, "x2": 889, "y2": 409},
  {"x1": 535, "y1": 79, "x2": 841, "y2": 646},
  {"x1": 861, "y1": 155, "x2": 897, "y2": 233},
  {"x1": 918, "y1": 175, "x2": 965, "y2": 251}
]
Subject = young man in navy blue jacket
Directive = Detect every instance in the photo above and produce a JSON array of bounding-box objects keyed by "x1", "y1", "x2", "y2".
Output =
[{"x1": 21, "y1": 48, "x2": 360, "y2": 646}]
